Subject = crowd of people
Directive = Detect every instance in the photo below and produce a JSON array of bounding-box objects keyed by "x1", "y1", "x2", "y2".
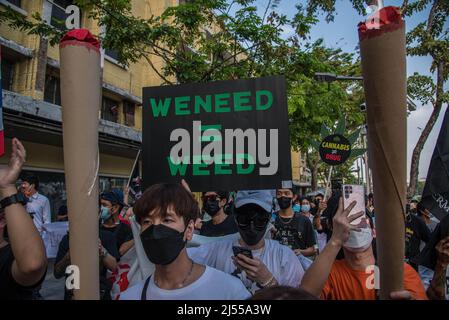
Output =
[{"x1": 1, "y1": 138, "x2": 448, "y2": 300}]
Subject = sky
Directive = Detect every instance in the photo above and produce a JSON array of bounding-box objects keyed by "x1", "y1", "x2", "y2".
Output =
[{"x1": 253, "y1": 0, "x2": 448, "y2": 181}]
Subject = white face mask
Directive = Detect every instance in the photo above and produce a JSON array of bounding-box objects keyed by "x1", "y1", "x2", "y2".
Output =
[{"x1": 343, "y1": 227, "x2": 373, "y2": 252}]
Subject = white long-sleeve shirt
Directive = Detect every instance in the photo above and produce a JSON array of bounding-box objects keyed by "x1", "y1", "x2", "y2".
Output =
[{"x1": 26, "y1": 192, "x2": 51, "y2": 234}]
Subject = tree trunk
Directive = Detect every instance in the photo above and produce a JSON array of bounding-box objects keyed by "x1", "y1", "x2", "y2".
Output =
[
  {"x1": 408, "y1": 61, "x2": 445, "y2": 197},
  {"x1": 311, "y1": 165, "x2": 318, "y2": 190}
]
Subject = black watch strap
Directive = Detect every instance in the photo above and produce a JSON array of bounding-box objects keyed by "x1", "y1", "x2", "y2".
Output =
[{"x1": 0, "y1": 193, "x2": 27, "y2": 209}]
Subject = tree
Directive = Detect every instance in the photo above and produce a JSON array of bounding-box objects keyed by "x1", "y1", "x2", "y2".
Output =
[
  {"x1": 0, "y1": 0, "x2": 365, "y2": 188},
  {"x1": 304, "y1": 0, "x2": 449, "y2": 197},
  {"x1": 309, "y1": 116, "x2": 366, "y2": 189},
  {"x1": 284, "y1": 22, "x2": 365, "y2": 188},
  {"x1": 0, "y1": 0, "x2": 291, "y2": 84}
]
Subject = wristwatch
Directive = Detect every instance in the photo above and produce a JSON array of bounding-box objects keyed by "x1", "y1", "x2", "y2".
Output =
[{"x1": 0, "y1": 193, "x2": 27, "y2": 210}]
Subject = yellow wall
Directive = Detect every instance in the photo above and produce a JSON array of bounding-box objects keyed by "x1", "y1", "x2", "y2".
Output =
[
  {"x1": 0, "y1": 0, "x2": 183, "y2": 134},
  {"x1": 0, "y1": 138, "x2": 133, "y2": 177},
  {"x1": 291, "y1": 150, "x2": 300, "y2": 181}
]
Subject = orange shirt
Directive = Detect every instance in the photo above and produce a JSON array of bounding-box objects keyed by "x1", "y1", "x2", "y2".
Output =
[{"x1": 321, "y1": 260, "x2": 428, "y2": 300}]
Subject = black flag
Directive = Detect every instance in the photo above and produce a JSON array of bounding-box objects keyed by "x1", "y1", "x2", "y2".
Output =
[
  {"x1": 421, "y1": 107, "x2": 449, "y2": 221},
  {"x1": 127, "y1": 150, "x2": 142, "y2": 203}
]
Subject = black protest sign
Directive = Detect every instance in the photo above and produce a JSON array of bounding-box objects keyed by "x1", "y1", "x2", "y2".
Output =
[
  {"x1": 319, "y1": 134, "x2": 351, "y2": 166},
  {"x1": 142, "y1": 76, "x2": 292, "y2": 191}
]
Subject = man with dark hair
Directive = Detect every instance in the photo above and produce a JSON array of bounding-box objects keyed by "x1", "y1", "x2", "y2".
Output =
[
  {"x1": 272, "y1": 189, "x2": 316, "y2": 258},
  {"x1": 0, "y1": 139, "x2": 47, "y2": 300},
  {"x1": 120, "y1": 183, "x2": 250, "y2": 300},
  {"x1": 100, "y1": 189, "x2": 134, "y2": 256},
  {"x1": 200, "y1": 190, "x2": 238, "y2": 237},
  {"x1": 21, "y1": 174, "x2": 51, "y2": 236},
  {"x1": 405, "y1": 204, "x2": 431, "y2": 270}
]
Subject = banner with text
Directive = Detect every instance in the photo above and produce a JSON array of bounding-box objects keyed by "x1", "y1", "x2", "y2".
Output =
[{"x1": 142, "y1": 76, "x2": 292, "y2": 191}]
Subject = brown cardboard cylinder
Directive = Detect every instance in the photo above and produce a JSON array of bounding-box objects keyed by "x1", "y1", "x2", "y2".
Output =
[
  {"x1": 358, "y1": 7, "x2": 406, "y2": 299},
  {"x1": 60, "y1": 29, "x2": 101, "y2": 300}
]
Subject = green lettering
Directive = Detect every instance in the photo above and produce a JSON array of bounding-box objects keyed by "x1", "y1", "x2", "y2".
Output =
[
  {"x1": 194, "y1": 95, "x2": 212, "y2": 114},
  {"x1": 193, "y1": 162, "x2": 209, "y2": 176},
  {"x1": 236, "y1": 153, "x2": 255, "y2": 174},
  {"x1": 214, "y1": 153, "x2": 233, "y2": 174},
  {"x1": 167, "y1": 156, "x2": 188, "y2": 176},
  {"x1": 233, "y1": 91, "x2": 252, "y2": 111},
  {"x1": 256, "y1": 90, "x2": 273, "y2": 111},
  {"x1": 150, "y1": 98, "x2": 171, "y2": 117},
  {"x1": 174, "y1": 96, "x2": 191, "y2": 115},
  {"x1": 215, "y1": 93, "x2": 231, "y2": 113}
]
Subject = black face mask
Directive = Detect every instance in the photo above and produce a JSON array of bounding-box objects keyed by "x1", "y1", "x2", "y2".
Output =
[
  {"x1": 204, "y1": 199, "x2": 221, "y2": 217},
  {"x1": 238, "y1": 224, "x2": 267, "y2": 246},
  {"x1": 140, "y1": 224, "x2": 186, "y2": 265},
  {"x1": 235, "y1": 205, "x2": 270, "y2": 246},
  {"x1": 277, "y1": 197, "x2": 292, "y2": 210}
]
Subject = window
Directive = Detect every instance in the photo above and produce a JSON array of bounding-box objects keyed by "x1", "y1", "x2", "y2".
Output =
[
  {"x1": 44, "y1": 72, "x2": 61, "y2": 105},
  {"x1": 123, "y1": 101, "x2": 135, "y2": 127},
  {"x1": 6, "y1": 0, "x2": 21, "y2": 7},
  {"x1": 105, "y1": 48, "x2": 120, "y2": 61},
  {"x1": 50, "y1": 0, "x2": 78, "y2": 31},
  {"x1": 101, "y1": 97, "x2": 119, "y2": 123},
  {"x1": 1, "y1": 57, "x2": 15, "y2": 91}
]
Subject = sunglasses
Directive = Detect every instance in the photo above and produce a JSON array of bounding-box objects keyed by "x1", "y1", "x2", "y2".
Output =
[{"x1": 235, "y1": 211, "x2": 270, "y2": 230}]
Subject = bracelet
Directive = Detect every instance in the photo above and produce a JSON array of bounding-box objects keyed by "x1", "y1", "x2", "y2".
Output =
[{"x1": 259, "y1": 275, "x2": 274, "y2": 288}]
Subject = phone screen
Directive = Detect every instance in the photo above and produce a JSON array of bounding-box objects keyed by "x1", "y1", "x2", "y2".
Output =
[
  {"x1": 343, "y1": 184, "x2": 366, "y2": 226},
  {"x1": 232, "y1": 246, "x2": 253, "y2": 259}
]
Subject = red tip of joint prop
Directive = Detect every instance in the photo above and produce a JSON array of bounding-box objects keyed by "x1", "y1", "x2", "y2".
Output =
[
  {"x1": 358, "y1": 6, "x2": 404, "y2": 41},
  {"x1": 60, "y1": 28, "x2": 100, "y2": 52}
]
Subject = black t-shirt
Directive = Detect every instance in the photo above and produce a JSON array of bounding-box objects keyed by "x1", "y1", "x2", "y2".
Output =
[
  {"x1": 405, "y1": 214, "x2": 431, "y2": 265},
  {"x1": 415, "y1": 214, "x2": 449, "y2": 270},
  {"x1": 100, "y1": 222, "x2": 133, "y2": 254},
  {"x1": 55, "y1": 230, "x2": 120, "y2": 300},
  {"x1": 200, "y1": 214, "x2": 238, "y2": 237},
  {"x1": 0, "y1": 244, "x2": 46, "y2": 300},
  {"x1": 273, "y1": 213, "x2": 316, "y2": 250}
]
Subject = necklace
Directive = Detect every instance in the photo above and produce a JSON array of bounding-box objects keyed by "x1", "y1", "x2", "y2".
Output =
[
  {"x1": 155, "y1": 259, "x2": 195, "y2": 289},
  {"x1": 279, "y1": 215, "x2": 294, "y2": 225}
]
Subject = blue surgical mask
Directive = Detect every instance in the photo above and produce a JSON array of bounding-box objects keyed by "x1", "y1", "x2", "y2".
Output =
[
  {"x1": 301, "y1": 205, "x2": 311, "y2": 213},
  {"x1": 100, "y1": 206, "x2": 112, "y2": 221},
  {"x1": 292, "y1": 204, "x2": 301, "y2": 213}
]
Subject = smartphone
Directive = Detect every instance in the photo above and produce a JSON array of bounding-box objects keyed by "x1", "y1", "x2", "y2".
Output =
[
  {"x1": 232, "y1": 246, "x2": 253, "y2": 259},
  {"x1": 343, "y1": 184, "x2": 365, "y2": 226}
]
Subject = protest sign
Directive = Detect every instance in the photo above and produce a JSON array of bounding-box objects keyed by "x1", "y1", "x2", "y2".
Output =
[
  {"x1": 142, "y1": 76, "x2": 292, "y2": 191},
  {"x1": 319, "y1": 134, "x2": 351, "y2": 166}
]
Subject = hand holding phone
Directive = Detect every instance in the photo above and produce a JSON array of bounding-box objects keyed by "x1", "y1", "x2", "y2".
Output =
[
  {"x1": 343, "y1": 184, "x2": 366, "y2": 226},
  {"x1": 232, "y1": 246, "x2": 253, "y2": 259}
]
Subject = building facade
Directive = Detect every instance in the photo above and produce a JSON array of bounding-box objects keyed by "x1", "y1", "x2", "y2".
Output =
[
  {"x1": 1, "y1": 0, "x2": 310, "y2": 216},
  {"x1": 0, "y1": 0, "x2": 181, "y2": 216}
]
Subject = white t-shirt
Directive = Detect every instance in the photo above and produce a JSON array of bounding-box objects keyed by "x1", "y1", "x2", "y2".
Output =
[
  {"x1": 26, "y1": 192, "x2": 51, "y2": 234},
  {"x1": 187, "y1": 238, "x2": 304, "y2": 293},
  {"x1": 119, "y1": 265, "x2": 251, "y2": 300}
]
